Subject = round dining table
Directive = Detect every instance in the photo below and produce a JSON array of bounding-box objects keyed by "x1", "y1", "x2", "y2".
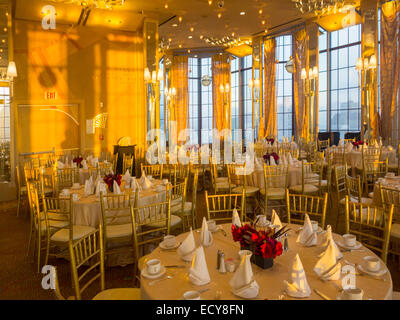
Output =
[{"x1": 140, "y1": 223, "x2": 393, "y2": 300}]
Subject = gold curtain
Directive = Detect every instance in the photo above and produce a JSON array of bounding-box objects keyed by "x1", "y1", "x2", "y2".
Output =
[
  {"x1": 263, "y1": 38, "x2": 277, "y2": 138},
  {"x1": 293, "y1": 29, "x2": 309, "y2": 141},
  {"x1": 171, "y1": 55, "x2": 189, "y2": 135},
  {"x1": 212, "y1": 54, "x2": 231, "y2": 130},
  {"x1": 380, "y1": 1, "x2": 400, "y2": 141}
]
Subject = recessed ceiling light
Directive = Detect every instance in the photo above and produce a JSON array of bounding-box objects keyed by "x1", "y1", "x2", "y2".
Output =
[
  {"x1": 190, "y1": 27, "x2": 194, "y2": 32},
  {"x1": 188, "y1": 49, "x2": 191, "y2": 53},
  {"x1": 3, "y1": 28, "x2": 7, "y2": 32},
  {"x1": 178, "y1": 16, "x2": 183, "y2": 22},
  {"x1": 240, "y1": 11, "x2": 245, "y2": 15},
  {"x1": 172, "y1": 23, "x2": 178, "y2": 27},
  {"x1": 208, "y1": 0, "x2": 212, "y2": 4},
  {"x1": 179, "y1": 44, "x2": 182, "y2": 48},
  {"x1": 194, "y1": 55, "x2": 198, "y2": 57},
  {"x1": 259, "y1": 9, "x2": 263, "y2": 14},
  {"x1": 164, "y1": 3, "x2": 168, "y2": 9},
  {"x1": 218, "y1": 13, "x2": 222, "y2": 18},
  {"x1": 168, "y1": 38, "x2": 172, "y2": 42},
  {"x1": 262, "y1": 20, "x2": 266, "y2": 25},
  {"x1": 200, "y1": 35, "x2": 204, "y2": 39},
  {"x1": 188, "y1": 35, "x2": 192, "y2": 39},
  {"x1": 232, "y1": 32, "x2": 235, "y2": 36},
  {"x1": 264, "y1": 29, "x2": 268, "y2": 33}
]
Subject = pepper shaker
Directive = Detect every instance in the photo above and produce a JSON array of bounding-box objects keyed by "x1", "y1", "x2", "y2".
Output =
[
  {"x1": 219, "y1": 252, "x2": 227, "y2": 273},
  {"x1": 217, "y1": 250, "x2": 221, "y2": 269}
]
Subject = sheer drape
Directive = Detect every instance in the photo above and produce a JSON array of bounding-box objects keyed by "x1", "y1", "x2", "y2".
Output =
[
  {"x1": 171, "y1": 55, "x2": 189, "y2": 135},
  {"x1": 212, "y1": 54, "x2": 231, "y2": 131},
  {"x1": 293, "y1": 28, "x2": 309, "y2": 141},
  {"x1": 380, "y1": 1, "x2": 400, "y2": 142},
  {"x1": 263, "y1": 38, "x2": 277, "y2": 138}
]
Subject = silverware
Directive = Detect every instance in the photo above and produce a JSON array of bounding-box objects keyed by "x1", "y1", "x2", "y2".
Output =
[
  {"x1": 165, "y1": 265, "x2": 186, "y2": 268},
  {"x1": 149, "y1": 275, "x2": 172, "y2": 286},
  {"x1": 314, "y1": 289, "x2": 332, "y2": 300}
]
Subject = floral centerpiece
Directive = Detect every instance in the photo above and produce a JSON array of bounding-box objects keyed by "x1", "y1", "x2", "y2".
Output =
[
  {"x1": 231, "y1": 224, "x2": 283, "y2": 269},
  {"x1": 352, "y1": 140, "x2": 368, "y2": 149},
  {"x1": 263, "y1": 152, "x2": 279, "y2": 165},
  {"x1": 103, "y1": 174, "x2": 122, "y2": 192},
  {"x1": 73, "y1": 156, "x2": 84, "y2": 168}
]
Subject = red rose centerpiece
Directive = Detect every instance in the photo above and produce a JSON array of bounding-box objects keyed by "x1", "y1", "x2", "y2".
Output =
[
  {"x1": 103, "y1": 174, "x2": 122, "y2": 192},
  {"x1": 231, "y1": 223, "x2": 283, "y2": 269},
  {"x1": 263, "y1": 152, "x2": 279, "y2": 165},
  {"x1": 73, "y1": 156, "x2": 84, "y2": 168},
  {"x1": 352, "y1": 140, "x2": 368, "y2": 149}
]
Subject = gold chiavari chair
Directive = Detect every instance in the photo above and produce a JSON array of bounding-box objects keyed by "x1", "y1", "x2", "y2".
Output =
[
  {"x1": 318, "y1": 138, "x2": 330, "y2": 152},
  {"x1": 362, "y1": 159, "x2": 388, "y2": 195},
  {"x1": 288, "y1": 161, "x2": 321, "y2": 195},
  {"x1": 333, "y1": 165, "x2": 348, "y2": 231},
  {"x1": 99, "y1": 161, "x2": 113, "y2": 173},
  {"x1": 131, "y1": 189, "x2": 171, "y2": 284},
  {"x1": 167, "y1": 179, "x2": 187, "y2": 233},
  {"x1": 331, "y1": 147, "x2": 346, "y2": 166},
  {"x1": 54, "y1": 168, "x2": 79, "y2": 193},
  {"x1": 260, "y1": 164, "x2": 288, "y2": 217},
  {"x1": 379, "y1": 184, "x2": 400, "y2": 260},
  {"x1": 345, "y1": 196, "x2": 393, "y2": 264},
  {"x1": 64, "y1": 226, "x2": 140, "y2": 300},
  {"x1": 112, "y1": 153, "x2": 118, "y2": 173},
  {"x1": 88, "y1": 166, "x2": 100, "y2": 180},
  {"x1": 343, "y1": 174, "x2": 373, "y2": 206},
  {"x1": 161, "y1": 163, "x2": 176, "y2": 184},
  {"x1": 175, "y1": 163, "x2": 190, "y2": 185},
  {"x1": 16, "y1": 165, "x2": 28, "y2": 217},
  {"x1": 388, "y1": 144, "x2": 400, "y2": 175},
  {"x1": 172, "y1": 171, "x2": 198, "y2": 232},
  {"x1": 205, "y1": 190, "x2": 245, "y2": 224},
  {"x1": 210, "y1": 162, "x2": 230, "y2": 194},
  {"x1": 99, "y1": 192, "x2": 135, "y2": 261},
  {"x1": 141, "y1": 163, "x2": 163, "y2": 179},
  {"x1": 358, "y1": 144, "x2": 381, "y2": 173},
  {"x1": 123, "y1": 154, "x2": 134, "y2": 174},
  {"x1": 286, "y1": 190, "x2": 328, "y2": 229},
  {"x1": 227, "y1": 163, "x2": 260, "y2": 218}
]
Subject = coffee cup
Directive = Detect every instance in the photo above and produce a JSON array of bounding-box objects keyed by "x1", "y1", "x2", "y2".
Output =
[
  {"x1": 163, "y1": 235, "x2": 176, "y2": 248},
  {"x1": 363, "y1": 256, "x2": 381, "y2": 272},
  {"x1": 342, "y1": 288, "x2": 364, "y2": 300},
  {"x1": 183, "y1": 291, "x2": 200, "y2": 300},
  {"x1": 207, "y1": 220, "x2": 217, "y2": 231},
  {"x1": 343, "y1": 234, "x2": 357, "y2": 247},
  {"x1": 310, "y1": 220, "x2": 318, "y2": 232},
  {"x1": 146, "y1": 259, "x2": 161, "y2": 275}
]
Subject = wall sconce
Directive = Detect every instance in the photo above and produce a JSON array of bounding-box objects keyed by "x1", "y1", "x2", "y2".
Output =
[{"x1": 7, "y1": 61, "x2": 17, "y2": 79}]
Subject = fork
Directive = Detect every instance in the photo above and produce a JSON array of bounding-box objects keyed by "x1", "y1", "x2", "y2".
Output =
[{"x1": 149, "y1": 275, "x2": 173, "y2": 286}]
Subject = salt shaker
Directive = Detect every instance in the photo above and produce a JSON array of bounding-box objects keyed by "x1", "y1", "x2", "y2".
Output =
[
  {"x1": 217, "y1": 250, "x2": 221, "y2": 269},
  {"x1": 219, "y1": 252, "x2": 227, "y2": 274}
]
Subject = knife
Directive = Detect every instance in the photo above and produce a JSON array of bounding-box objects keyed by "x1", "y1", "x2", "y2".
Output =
[{"x1": 314, "y1": 289, "x2": 332, "y2": 300}]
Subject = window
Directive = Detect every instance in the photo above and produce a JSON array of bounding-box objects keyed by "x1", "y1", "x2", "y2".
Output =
[
  {"x1": 231, "y1": 57, "x2": 240, "y2": 142},
  {"x1": 328, "y1": 24, "x2": 362, "y2": 138},
  {"x1": 0, "y1": 84, "x2": 10, "y2": 182},
  {"x1": 319, "y1": 29, "x2": 328, "y2": 132},
  {"x1": 188, "y1": 57, "x2": 213, "y2": 145},
  {"x1": 242, "y1": 55, "x2": 253, "y2": 141},
  {"x1": 159, "y1": 59, "x2": 165, "y2": 140},
  {"x1": 275, "y1": 35, "x2": 293, "y2": 140}
]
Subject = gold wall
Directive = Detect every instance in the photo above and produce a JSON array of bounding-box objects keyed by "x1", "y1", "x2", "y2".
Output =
[{"x1": 13, "y1": 19, "x2": 147, "y2": 156}]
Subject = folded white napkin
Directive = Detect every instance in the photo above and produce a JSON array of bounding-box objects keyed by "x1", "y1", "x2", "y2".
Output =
[
  {"x1": 229, "y1": 253, "x2": 259, "y2": 299},
  {"x1": 122, "y1": 170, "x2": 131, "y2": 184},
  {"x1": 177, "y1": 228, "x2": 196, "y2": 261},
  {"x1": 130, "y1": 177, "x2": 141, "y2": 191},
  {"x1": 57, "y1": 161, "x2": 65, "y2": 169},
  {"x1": 188, "y1": 246, "x2": 211, "y2": 286},
  {"x1": 314, "y1": 241, "x2": 342, "y2": 281},
  {"x1": 141, "y1": 176, "x2": 152, "y2": 190},
  {"x1": 288, "y1": 153, "x2": 294, "y2": 165},
  {"x1": 284, "y1": 254, "x2": 311, "y2": 298},
  {"x1": 296, "y1": 214, "x2": 317, "y2": 246},
  {"x1": 84, "y1": 179, "x2": 93, "y2": 196},
  {"x1": 320, "y1": 225, "x2": 342, "y2": 260},
  {"x1": 270, "y1": 157, "x2": 276, "y2": 166},
  {"x1": 113, "y1": 180, "x2": 121, "y2": 194},
  {"x1": 91, "y1": 157, "x2": 99, "y2": 167},
  {"x1": 200, "y1": 217, "x2": 213, "y2": 247},
  {"x1": 82, "y1": 160, "x2": 88, "y2": 170},
  {"x1": 271, "y1": 209, "x2": 282, "y2": 230},
  {"x1": 255, "y1": 157, "x2": 263, "y2": 170},
  {"x1": 232, "y1": 208, "x2": 242, "y2": 227},
  {"x1": 96, "y1": 181, "x2": 107, "y2": 197}
]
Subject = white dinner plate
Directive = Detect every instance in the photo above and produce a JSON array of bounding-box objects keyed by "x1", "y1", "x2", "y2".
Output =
[
  {"x1": 357, "y1": 263, "x2": 387, "y2": 277},
  {"x1": 336, "y1": 240, "x2": 362, "y2": 250},
  {"x1": 159, "y1": 241, "x2": 180, "y2": 250},
  {"x1": 141, "y1": 266, "x2": 166, "y2": 280}
]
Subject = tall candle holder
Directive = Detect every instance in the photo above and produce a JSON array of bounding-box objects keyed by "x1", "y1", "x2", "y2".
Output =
[{"x1": 301, "y1": 66, "x2": 318, "y2": 144}]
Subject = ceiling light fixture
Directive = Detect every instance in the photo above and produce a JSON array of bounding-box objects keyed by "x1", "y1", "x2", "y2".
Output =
[
  {"x1": 259, "y1": 9, "x2": 263, "y2": 14},
  {"x1": 240, "y1": 11, "x2": 245, "y2": 15},
  {"x1": 172, "y1": 23, "x2": 178, "y2": 27},
  {"x1": 178, "y1": 16, "x2": 183, "y2": 22},
  {"x1": 164, "y1": 3, "x2": 168, "y2": 9},
  {"x1": 49, "y1": 0, "x2": 125, "y2": 10},
  {"x1": 291, "y1": 0, "x2": 346, "y2": 15},
  {"x1": 188, "y1": 35, "x2": 192, "y2": 39},
  {"x1": 217, "y1": 13, "x2": 222, "y2": 18},
  {"x1": 190, "y1": 27, "x2": 194, "y2": 32}
]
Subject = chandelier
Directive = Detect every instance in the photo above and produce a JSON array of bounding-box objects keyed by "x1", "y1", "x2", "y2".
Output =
[
  {"x1": 50, "y1": 0, "x2": 125, "y2": 10},
  {"x1": 291, "y1": 0, "x2": 346, "y2": 15}
]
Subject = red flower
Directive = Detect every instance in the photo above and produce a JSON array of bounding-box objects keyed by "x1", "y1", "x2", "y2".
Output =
[
  {"x1": 274, "y1": 242, "x2": 283, "y2": 258},
  {"x1": 261, "y1": 242, "x2": 273, "y2": 258}
]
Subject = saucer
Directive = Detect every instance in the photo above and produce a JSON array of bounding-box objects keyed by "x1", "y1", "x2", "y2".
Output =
[
  {"x1": 141, "y1": 266, "x2": 166, "y2": 279},
  {"x1": 357, "y1": 263, "x2": 387, "y2": 277},
  {"x1": 159, "y1": 240, "x2": 180, "y2": 250},
  {"x1": 337, "y1": 292, "x2": 365, "y2": 300},
  {"x1": 336, "y1": 240, "x2": 362, "y2": 250},
  {"x1": 298, "y1": 226, "x2": 324, "y2": 234}
]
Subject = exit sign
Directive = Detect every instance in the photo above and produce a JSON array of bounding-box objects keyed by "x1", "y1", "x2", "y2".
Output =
[{"x1": 45, "y1": 91, "x2": 57, "y2": 100}]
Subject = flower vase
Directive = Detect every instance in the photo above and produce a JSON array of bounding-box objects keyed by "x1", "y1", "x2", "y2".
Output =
[
  {"x1": 253, "y1": 255, "x2": 274, "y2": 269},
  {"x1": 108, "y1": 184, "x2": 113, "y2": 193}
]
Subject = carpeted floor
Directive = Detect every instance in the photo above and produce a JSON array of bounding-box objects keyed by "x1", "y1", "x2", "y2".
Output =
[{"x1": 0, "y1": 188, "x2": 399, "y2": 300}]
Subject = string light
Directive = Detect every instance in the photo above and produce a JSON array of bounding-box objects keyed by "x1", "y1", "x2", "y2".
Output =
[
  {"x1": 259, "y1": 9, "x2": 263, "y2": 14},
  {"x1": 178, "y1": 44, "x2": 182, "y2": 48},
  {"x1": 217, "y1": 13, "x2": 222, "y2": 18},
  {"x1": 164, "y1": 3, "x2": 168, "y2": 9},
  {"x1": 178, "y1": 16, "x2": 183, "y2": 22},
  {"x1": 208, "y1": 0, "x2": 212, "y2": 4},
  {"x1": 261, "y1": 20, "x2": 266, "y2": 25},
  {"x1": 190, "y1": 27, "x2": 194, "y2": 32}
]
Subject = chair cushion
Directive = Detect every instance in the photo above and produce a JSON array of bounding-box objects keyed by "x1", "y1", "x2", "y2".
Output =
[
  {"x1": 260, "y1": 188, "x2": 286, "y2": 199},
  {"x1": 50, "y1": 225, "x2": 96, "y2": 242},
  {"x1": 106, "y1": 223, "x2": 132, "y2": 239},
  {"x1": 390, "y1": 223, "x2": 400, "y2": 239},
  {"x1": 289, "y1": 184, "x2": 319, "y2": 194},
  {"x1": 92, "y1": 288, "x2": 141, "y2": 300},
  {"x1": 146, "y1": 215, "x2": 182, "y2": 229},
  {"x1": 232, "y1": 186, "x2": 260, "y2": 195},
  {"x1": 171, "y1": 202, "x2": 192, "y2": 214}
]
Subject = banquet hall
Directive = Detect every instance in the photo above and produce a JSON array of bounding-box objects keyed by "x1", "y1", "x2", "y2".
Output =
[{"x1": 1, "y1": 0, "x2": 400, "y2": 301}]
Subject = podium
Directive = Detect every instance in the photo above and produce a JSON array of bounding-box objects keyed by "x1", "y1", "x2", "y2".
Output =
[{"x1": 113, "y1": 145, "x2": 136, "y2": 175}]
